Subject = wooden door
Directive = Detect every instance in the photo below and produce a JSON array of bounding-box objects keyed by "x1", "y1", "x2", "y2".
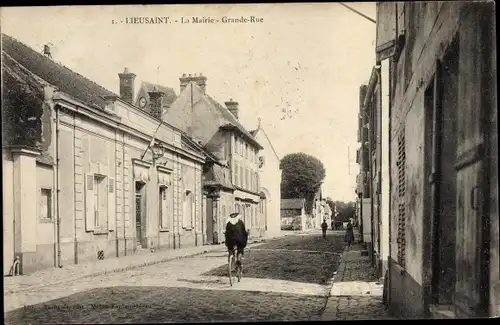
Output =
[{"x1": 454, "y1": 4, "x2": 493, "y2": 317}]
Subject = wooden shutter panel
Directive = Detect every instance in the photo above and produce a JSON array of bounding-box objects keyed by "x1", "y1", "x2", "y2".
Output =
[
  {"x1": 85, "y1": 173, "x2": 95, "y2": 231},
  {"x1": 108, "y1": 178, "x2": 116, "y2": 231},
  {"x1": 376, "y1": 2, "x2": 397, "y2": 61},
  {"x1": 161, "y1": 187, "x2": 169, "y2": 229}
]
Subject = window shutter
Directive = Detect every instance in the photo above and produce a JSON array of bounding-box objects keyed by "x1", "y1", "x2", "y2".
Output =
[
  {"x1": 397, "y1": 130, "x2": 406, "y2": 268},
  {"x1": 161, "y1": 188, "x2": 169, "y2": 229},
  {"x1": 108, "y1": 178, "x2": 116, "y2": 231},
  {"x1": 85, "y1": 173, "x2": 95, "y2": 231}
]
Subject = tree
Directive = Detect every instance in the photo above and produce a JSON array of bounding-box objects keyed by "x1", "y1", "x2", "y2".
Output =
[
  {"x1": 325, "y1": 197, "x2": 336, "y2": 217},
  {"x1": 334, "y1": 201, "x2": 356, "y2": 222},
  {"x1": 280, "y1": 152, "x2": 326, "y2": 213}
]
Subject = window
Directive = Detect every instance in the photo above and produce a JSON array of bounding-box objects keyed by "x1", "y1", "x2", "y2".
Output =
[
  {"x1": 40, "y1": 188, "x2": 52, "y2": 220},
  {"x1": 240, "y1": 167, "x2": 244, "y2": 188},
  {"x1": 159, "y1": 186, "x2": 171, "y2": 230},
  {"x1": 235, "y1": 163, "x2": 239, "y2": 186},
  {"x1": 183, "y1": 191, "x2": 194, "y2": 229},
  {"x1": 245, "y1": 168, "x2": 249, "y2": 190},
  {"x1": 232, "y1": 136, "x2": 236, "y2": 153},
  {"x1": 94, "y1": 175, "x2": 107, "y2": 228}
]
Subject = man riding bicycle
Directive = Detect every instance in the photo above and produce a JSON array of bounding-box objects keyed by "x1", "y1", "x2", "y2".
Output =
[{"x1": 224, "y1": 212, "x2": 249, "y2": 269}]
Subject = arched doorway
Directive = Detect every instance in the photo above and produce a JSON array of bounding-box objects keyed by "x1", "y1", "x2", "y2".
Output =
[{"x1": 259, "y1": 188, "x2": 271, "y2": 233}]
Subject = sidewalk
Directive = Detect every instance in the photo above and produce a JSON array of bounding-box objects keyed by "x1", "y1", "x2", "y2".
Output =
[
  {"x1": 321, "y1": 231, "x2": 392, "y2": 320},
  {"x1": 4, "y1": 232, "x2": 290, "y2": 296}
]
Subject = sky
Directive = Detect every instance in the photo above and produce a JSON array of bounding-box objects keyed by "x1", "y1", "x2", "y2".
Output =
[{"x1": 1, "y1": 3, "x2": 376, "y2": 202}]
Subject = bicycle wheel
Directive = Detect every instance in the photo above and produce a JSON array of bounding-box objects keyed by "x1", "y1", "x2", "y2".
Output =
[
  {"x1": 236, "y1": 262, "x2": 242, "y2": 282},
  {"x1": 228, "y1": 253, "x2": 234, "y2": 286}
]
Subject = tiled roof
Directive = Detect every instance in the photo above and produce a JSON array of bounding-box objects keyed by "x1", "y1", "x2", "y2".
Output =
[
  {"x1": 1, "y1": 33, "x2": 117, "y2": 109},
  {"x1": 140, "y1": 81, "x2": 177, "y2": 107},
  {"x1": 203, "y1": 164, "x2": 234, "y2": 189},
  {"x1": 281, "y1": 198, "x2": 306, "y2": 210},
  {"x1": 204, "y1": 94, "x2": 263, "y2": 149}
]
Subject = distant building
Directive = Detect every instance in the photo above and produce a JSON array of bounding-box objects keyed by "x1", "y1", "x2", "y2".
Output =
[{"x1": 280, "y1": 198, "x2": 306, "y2": 230}]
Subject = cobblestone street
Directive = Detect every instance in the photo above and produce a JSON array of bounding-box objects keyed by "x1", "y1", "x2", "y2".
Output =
[
  {"x1": 4, "y1": 230, "x2": 392, "y2": 323},
  {"x1": 5, "y1": 231, "x2": 342, "y2": 323}
]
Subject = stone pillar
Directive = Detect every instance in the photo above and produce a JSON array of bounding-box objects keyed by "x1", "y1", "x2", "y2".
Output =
[
  {"x1": 12, "y1": 147, "x2": 41, "y2": 274},
  {"x1": 146, "y1": 165, "x2": 159, "y2": 249}
]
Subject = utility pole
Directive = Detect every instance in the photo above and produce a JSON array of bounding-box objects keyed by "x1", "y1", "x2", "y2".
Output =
[{"x1": 339, "y1": 3, "x2": 376, "y2": 24}]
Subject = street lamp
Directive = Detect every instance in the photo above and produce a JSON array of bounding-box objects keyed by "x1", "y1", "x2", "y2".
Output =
[{"x1": 151, "y1": 143, "x2": 166, "y2": 160}]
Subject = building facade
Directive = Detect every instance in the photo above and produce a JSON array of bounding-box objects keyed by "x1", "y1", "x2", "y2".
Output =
[
  {"x1": 280, "y1": 198, "x2": 306, "y2": 231},
  {"x1": 164, "y1": 75, "x2": 265, "y2": 242},
  {"x1": 2, "y1": 34, "x2": 206, "y2": 274},
  {"x1": 250, "y1": 121, "x2": 282, "y2": 238},
  {"x1": 375, "y1": 2, "x2": 498, "y2": 318}
]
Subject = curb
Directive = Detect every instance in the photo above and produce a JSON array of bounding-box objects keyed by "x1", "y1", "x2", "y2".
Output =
[
  {"x1": 4, "y1": 246, "x2": 223, "y2": 295},
  {"x1": 5, "y1": 236, "x2": 281, "y2": 295}
]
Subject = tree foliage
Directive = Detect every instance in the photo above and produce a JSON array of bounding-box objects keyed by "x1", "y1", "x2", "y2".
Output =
[
  {"x1": 280, "y1": 152, "x2": 326, "y2": 213},
  {"x1": 325, "y1": 197, "x2": 336, "y2": 216},
  {"x1": 333, "y1": 201, "x2": 356, "y2": 222}
]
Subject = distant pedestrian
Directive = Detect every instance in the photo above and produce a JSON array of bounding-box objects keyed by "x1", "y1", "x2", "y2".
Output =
[
  {"x1": 321, "y1": 219, "x2": 328, "y2": 240},
  {"x1": 331, "y1": 220, "x2": 335, "y2": 231},
  {"x1": 344, "y1": 219, "x2": 355, "y2": 250}
]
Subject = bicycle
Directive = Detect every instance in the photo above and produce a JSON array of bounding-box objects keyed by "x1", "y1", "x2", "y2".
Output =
[{"x1": 228, "y1": 248, "x2": 242, "y2": 286}]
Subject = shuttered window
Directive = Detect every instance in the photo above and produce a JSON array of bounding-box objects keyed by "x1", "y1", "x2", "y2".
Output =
[
  {"x1": 396, "y1": 130, "x2": 406, "y2": 268},
  {"x1": 40, "y1": 188, "x2": 52, "y2": 220}
]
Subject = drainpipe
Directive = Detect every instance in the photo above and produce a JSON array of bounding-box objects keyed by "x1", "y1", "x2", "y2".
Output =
[
  {"x1": 54, "y1": 104, "x2": 62, "y2": 268},
  {"x1": 73, "y1": 112, "x2": 78, "y2": 265},
  {"x1": 122, "y1": 138, "x2": 127, "y2": 256}
]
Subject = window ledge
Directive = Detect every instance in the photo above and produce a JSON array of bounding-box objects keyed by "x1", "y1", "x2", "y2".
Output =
[
  {"x1": 93, "y1": 229, "x2": 109, "y2": 235},
  {"x1": 183, "y1": 227, "x2": 193, "y2": 231},
  {"x1": 39, "y1": 218, "x2": 53, "y2": 224},
  {"x1": 159, "y1": 228, "x2": 170, "y2": 232}
]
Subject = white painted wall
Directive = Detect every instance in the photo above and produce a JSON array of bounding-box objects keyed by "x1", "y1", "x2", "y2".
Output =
[
  {"x1": 3, "y1": 151, "x2": 14, "y2": 274},
  {"x1": 254, "y1": 129, "x2": 282, "y2": 238},
  {"x1": 380, "y1": 59, "x2": 391, "y2": 276}
]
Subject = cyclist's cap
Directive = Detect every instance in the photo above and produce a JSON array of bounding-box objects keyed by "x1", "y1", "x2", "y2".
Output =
[{"x1": 230, "y1": 212, "x2": 240, "y2": 217}]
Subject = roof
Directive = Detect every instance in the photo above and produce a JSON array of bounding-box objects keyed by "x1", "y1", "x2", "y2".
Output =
[
  {"x1": 281, "y1": 198, "x2": 306, "y2": 210},
  {"x1": 139, "y1": 81, "x2": 177, "y2": 107},
  {"x1": 203, "y1": 164, "x2": 234, "y2": 190},
  {"x1": 250, "y1": 126, "x2": 281, "y2": 160},
  {"x1": 204, "y1": 94, "x2": 263, "y2": 149},
  {"x1": 1, "y1": 33, "x2": 116, "y2": 109}
]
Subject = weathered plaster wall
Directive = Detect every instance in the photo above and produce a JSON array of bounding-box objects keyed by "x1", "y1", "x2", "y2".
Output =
[{"x1": 388, "y1": 2, "x2": 464, "y2": 318}]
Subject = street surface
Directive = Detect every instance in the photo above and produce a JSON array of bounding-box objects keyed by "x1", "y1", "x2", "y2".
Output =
[{"x1": 4, "y1": 230, "x2": 389, "y2": 323}]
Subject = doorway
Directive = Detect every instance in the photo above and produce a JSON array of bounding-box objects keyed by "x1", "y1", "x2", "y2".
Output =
[
  {"x1": 135, "y1": 181, "x2": 146, "y2": 249},
  {"x1": 426, "y1": 36, "x2": 459, "y2": 306}
]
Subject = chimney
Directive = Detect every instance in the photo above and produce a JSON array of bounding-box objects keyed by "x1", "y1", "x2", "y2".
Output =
[
  {"x1": 118, "y1": 67, "x2": 136, "y2": 104},
  {"x1": 179, "y1": 73, "x2": 207, "y2": 94},
  {"x1": 148, "y1": 86, "x2": 165, "y2": 120},
  {"x1": 225, "y1": 99, "x2": 239, "y2": 119}
]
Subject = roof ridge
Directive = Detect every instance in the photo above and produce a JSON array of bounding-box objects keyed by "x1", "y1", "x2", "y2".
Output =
[{"x1": 2, "y1": 33, "x2": 117, "y2": 98}]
